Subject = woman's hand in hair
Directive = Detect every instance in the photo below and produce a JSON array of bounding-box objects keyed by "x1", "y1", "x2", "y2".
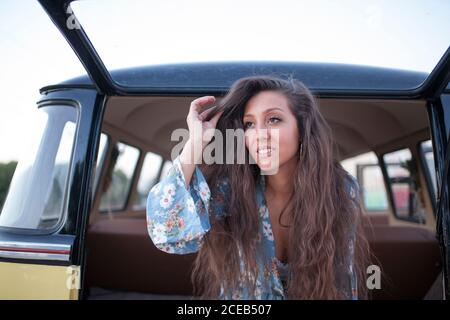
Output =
[
  {"x1": 187, "y1": 96, "x2": 223, "y2": 150},
  {"x1": 179, "y1": 96, "x2": 223, "y2": 186}
]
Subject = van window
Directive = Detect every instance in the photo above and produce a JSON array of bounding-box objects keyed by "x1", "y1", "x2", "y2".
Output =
[
  {"x1": 99, "y1": 142, "x2": 140, "y2": 213},
  {"x1": 0, "y1": 105, "x2": 78, "y2": 232},
  {"x1": 92, "y1": 133, "x2": 108, "y2": 198},
  {"x1": 132, "y1": 152, "x2": 163, "y2": 211},
  {"x1": 383, "y1": 148, "x2": 426, "y2": 223},
  {"x1": 0, "y1": 162, "x2": 17, "y2": 214},
  {"x1": 359, "y1": 164, "x2": 389, "y2": 212},
  {"x1": 159, "y1": 160, "x2": 173, "y2": 182},
  {"x1": 419, "y1": 140, "x2": 437, "y2": 204},
  {"x1": 341, "y1": 152, "x2": 388, "y2": 213}
]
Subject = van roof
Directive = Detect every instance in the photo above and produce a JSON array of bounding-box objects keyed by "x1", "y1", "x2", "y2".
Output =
[{"x1": 58, "y1": 61, "x2": 428, "y2": 91}]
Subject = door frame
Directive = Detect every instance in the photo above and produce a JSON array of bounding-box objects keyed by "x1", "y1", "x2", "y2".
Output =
[{"x1": 0, "y1": 88, "x2": 106, "y2": 299}]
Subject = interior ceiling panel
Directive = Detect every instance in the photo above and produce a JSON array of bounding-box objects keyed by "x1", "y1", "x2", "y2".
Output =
[{"x1": 104, "y1": 96, "x2": 428, "y2": 160}]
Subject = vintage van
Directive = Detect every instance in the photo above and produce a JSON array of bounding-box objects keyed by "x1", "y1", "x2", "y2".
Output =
[{"x1": 0, "y1": 0, "x2": 449, "y2": 300}]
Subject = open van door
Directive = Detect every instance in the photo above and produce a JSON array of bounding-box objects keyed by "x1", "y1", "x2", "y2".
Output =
[
  {"x1": 0, "y1": 0, "x2": 106, "y2": 299},
  {"x1": 0, "y1": 88, "x2": 105, "y2": 299},
  {"x1": 425, "y1": 48, "x2": 450, "y2": 299}
]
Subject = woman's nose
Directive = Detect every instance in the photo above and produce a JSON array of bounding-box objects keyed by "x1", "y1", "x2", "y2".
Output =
[
  {"x1": 254, "y1": 121, "x2": 269, "y2": 134},
  {"x1": 250, "y1": 126, "x2": 268, "y2": 142}
]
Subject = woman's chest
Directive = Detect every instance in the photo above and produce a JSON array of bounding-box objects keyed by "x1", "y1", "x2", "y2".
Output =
[{"x1": 265, "y1": 199, "x2": 291, "y2": 263}]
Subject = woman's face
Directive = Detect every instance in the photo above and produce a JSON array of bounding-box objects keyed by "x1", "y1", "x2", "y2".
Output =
[{"x1": 243, "y1": 90, "x2": 300, "y2": 174}]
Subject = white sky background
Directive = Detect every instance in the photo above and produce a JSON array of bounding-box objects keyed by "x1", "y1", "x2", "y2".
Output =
[
  {"x1": 0, "y1": 0, "x2": 449, "y2": 164},
  {"x1": 72, "y1": 0, "x2": 450, "y2": 72}
]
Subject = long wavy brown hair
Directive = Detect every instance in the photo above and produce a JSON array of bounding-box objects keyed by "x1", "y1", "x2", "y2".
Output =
[{"x1": 191, "y1": 75, "x2": 371, "y2": 299}]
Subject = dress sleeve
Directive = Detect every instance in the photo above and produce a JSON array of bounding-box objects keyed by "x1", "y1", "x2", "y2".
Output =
[{"x1": 146, "y1": 155, "x2": 229, "y2": 254}]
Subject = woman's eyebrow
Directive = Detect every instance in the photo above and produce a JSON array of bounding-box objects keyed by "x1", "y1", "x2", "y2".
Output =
[{"x1": 243, "y1": 107, "x2": 284, "y2": 118}]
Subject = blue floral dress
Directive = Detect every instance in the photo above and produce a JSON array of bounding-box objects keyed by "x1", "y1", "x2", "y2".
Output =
[{"x1": 146, "y1": 155, "x2": 359, "y2": 300}]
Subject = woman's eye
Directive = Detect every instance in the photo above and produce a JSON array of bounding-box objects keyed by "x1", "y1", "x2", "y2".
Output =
[
  {"x1": 268, "y1": 117, "x2": 281, "y2": 124},
  {"x1": 243, "y1": 121, "x2": 253, "y2": 130}
]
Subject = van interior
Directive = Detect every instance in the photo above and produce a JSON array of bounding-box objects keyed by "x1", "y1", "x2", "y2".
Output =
[{"x1": 83, "y1": 96, "x2": 442, "y2": 300}]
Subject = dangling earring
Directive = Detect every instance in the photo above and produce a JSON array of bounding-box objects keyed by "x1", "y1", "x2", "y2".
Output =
[{"x1": 300, "y1": 141, "x2": 303, "y2": 155}]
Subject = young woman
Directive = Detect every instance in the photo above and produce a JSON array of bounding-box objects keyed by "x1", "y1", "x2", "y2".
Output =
[{"x1": 146, "y1": 75, "x2": 370, "y2": 300}]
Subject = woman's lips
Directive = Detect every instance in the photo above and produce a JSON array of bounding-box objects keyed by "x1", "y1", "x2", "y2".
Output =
[
  {"x1": 257, "y1": 148, "x2": 272, "y2": 157},
  {"x1": 256, "y1": 146, "x2": 275, "y2": 158}
]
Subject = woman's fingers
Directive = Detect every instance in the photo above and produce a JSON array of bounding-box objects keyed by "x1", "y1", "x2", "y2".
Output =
[
  {"x1": 198, "y1": 105, "x2": 217, "y2": 121},
  {"x1": 208, "y1": 109, "x2": 224, "y2": 128},
  {"x1": 189, "y1": 96, "x2": 215, "y2": 119},
  {"x1": 187, "y1": 96, "x2": 223, "y2": 147},
  {"x1": 201, "y1": 109, "x2": 224, "y2": 143}
]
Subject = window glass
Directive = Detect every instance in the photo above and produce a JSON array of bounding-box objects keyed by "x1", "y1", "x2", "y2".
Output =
[
  {"x1": 99, "y1": 142, "x2": 139, "y2": 212},
  {"x1": 383, "y1": 148, "x2": 426, "y2": 223},
  {"x1": 419, "y1": 140, "x2": 437, "y2": 199},
  {"x1": 92, "y1": 133, "x2": 108, "y2": 198},
  {"x1": 0, "y1": 162, "x2": 17, "y2": 214},
  {"x1": 341, "y1": 152, "x2": 388, "y2": 213},
  {"x1": 360, "y1": 164, "x2": 389, "y2": 211},
  {"x1": 0, "y1": 105, "x2": 78, "y2": 231},
  {"x1": 132, "y1": 152, "x2": 163, "y2": 211}
]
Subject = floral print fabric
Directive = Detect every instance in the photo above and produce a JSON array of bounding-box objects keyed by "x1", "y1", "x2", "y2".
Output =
[{"x1": 146, "y1": 156, "x2": 359, "y2": 299}]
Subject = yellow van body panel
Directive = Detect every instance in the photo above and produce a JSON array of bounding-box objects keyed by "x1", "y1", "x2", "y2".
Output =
[{"x1": 0, "y1": 261, "x2": 79, "y2": 300}]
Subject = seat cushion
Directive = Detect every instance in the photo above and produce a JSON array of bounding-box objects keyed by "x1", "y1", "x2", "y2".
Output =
[
  {"x1": 364, "y1": 226, "x2": 441, "y2": 299},
  {"x1": 86, "y1": 218, "x2": 441, "y2": 299},
  {"x1": 85, "y1": 217, "x2": 197, "y2": 295}
]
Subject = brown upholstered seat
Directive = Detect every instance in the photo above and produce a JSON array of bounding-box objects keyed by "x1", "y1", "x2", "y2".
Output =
[
  {"x1": 364, "y1": 226, "x2": 441, "y2": 299},
  {"x1": 85, "y1": 217, "x2": 196, "y2": 296},
  {"x1": 85, "y1": 218, "x2": 441, "y2": 299}
]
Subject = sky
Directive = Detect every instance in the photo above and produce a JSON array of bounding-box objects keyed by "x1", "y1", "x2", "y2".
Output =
[
  {"x1": 0, "y1": 0, "x2": 449, "y2": 164},
  {"x1": 71, "y1": 0, "x2": 450, "y2": 73}
]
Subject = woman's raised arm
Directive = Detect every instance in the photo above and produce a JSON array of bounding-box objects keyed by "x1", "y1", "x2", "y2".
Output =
[{"x1": 146, "y1": 96, "x2": 224, "y2": 255}]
